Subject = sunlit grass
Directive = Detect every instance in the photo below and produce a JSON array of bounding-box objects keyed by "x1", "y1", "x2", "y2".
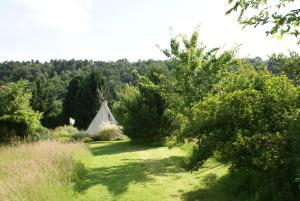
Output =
[
  {"x1": 76, "y1": 141, "x2": 229, "y2": 201},
  {"x1": 0, "y1": 140, "x2": 235, "y2": 201},
  {"x1": 0, "y1": 141, "x2": 90, "y2": 201}
]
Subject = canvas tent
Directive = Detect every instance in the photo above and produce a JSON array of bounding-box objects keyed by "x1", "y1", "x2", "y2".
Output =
[{"x1": 86, "y1": 100, "x2": 117, "y2": 135}]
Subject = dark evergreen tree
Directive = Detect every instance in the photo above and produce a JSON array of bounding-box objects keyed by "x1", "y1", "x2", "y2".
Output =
[
  {"x1": 113, "y1": 66, "x2": 172, "y2": 143},
  {"x1": 62, "y1": 75, "x2": 84, "y2": 125},
  {"x1": 63, "y1": 71, "x2": 109, "y2": 129}
]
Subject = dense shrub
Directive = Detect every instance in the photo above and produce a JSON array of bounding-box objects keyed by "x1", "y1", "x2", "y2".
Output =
[
  {"x1": 113, "y1": 85, "x2": 171, "y2": 143},
  {"x1": 113, "y1": 67, "x2": 172, "y2": 143},
  {"x1": 29, "y1": 127, "x2": 51, "y2": 141},
  {"x1": 31, "y1": 78, "x2": 65, "y2": 128},
  {"x1": 286, "y1": 115, "x2": 300, "y2": 191},
  {"x1": 62, "y1": 71, "x2": 111, "y2": 129},
  {"x1": 96, "y1": 123, "x2": 124, "y2": 141},
  {"x1": 156, "y1": 31, "x2": 238, "y2": 143},
  {"x1": 0, "y1": 81, "x2": 41, "y2": 143},
  {"x1": 50, "y1": 126, "x2": 94, "y2": 143},
  {"x1": 51, "y1": 126, "x2": 79, "y2": 142},
  {"x1": 185, "y1": 66, "x2": 300, "y2": 199},
  {"x1": 70, "y1": 131, "x2": 89, "y2": 141},
  {"x1": 82, "y1": 136, "x2": 93, "y2": 143},
  {"x1": 0, "y1": 128, "x2": 18, "y2": 144}
]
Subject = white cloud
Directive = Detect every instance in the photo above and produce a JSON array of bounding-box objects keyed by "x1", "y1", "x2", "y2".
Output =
[
  {"x1": 17, "y1": 0, "x2": 92, "y2": 34},
  {"x1": 2, "y1": 0, "x2": 298, "y2": 61}
]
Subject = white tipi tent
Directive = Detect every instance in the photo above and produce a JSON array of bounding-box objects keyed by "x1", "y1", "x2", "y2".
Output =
[{"x1": 86, "y1": 100, "x2": 117, "y2": 135}]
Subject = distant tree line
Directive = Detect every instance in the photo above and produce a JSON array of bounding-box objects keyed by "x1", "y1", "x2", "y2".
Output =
[{"x1": 0, "y1": 59, "x2": 169, "y2": 129}]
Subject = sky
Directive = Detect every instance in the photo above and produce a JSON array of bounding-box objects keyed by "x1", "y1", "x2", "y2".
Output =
[{"x1": 0, "y1": 0, "x2": 299, "y2": 62}]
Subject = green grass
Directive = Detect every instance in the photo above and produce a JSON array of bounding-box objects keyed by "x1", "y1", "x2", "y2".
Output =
[
  {"x1": 0, "y1": 140, "x2": 254, "y2": 200},
  {"x1": 0, "y1": 141, "x2": 90, "y2": 201},
  {"x1": 75, "y1": 141, "x2": 229, "y2": 201}
]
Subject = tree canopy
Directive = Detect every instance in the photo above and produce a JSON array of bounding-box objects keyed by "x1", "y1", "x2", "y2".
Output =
[
  {"x1": 226, "y1": 0, "x2": 300, "y2": 43},
  {"x1": 0, "y1": 81, "x2": 41, "y2": 142}
]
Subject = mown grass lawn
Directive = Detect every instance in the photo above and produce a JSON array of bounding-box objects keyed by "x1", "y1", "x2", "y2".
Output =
[{"x1": 76, "y1": 141, "x2": 229, "y2": 201}]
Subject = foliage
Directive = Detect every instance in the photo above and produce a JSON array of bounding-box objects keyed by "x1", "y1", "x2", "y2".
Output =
[
  {"x1": 70, "y1": 131, "x2": 90, "y2": 142},
  {"x1": 0, "y1": 141, "x2": 90, "y2": 201},
  {"x1": 0, "y1": 59, "x2": 164, "y2": 84},
  {"x1": 183, "y1": 167, "x2": 299, "y2": 201},
  {"x1": 286, "y1": 114, "x2": 300, "y2": 189},
  {"x1": 51, "y1": 125, "x2": 79, "y2": 142},
  {"x1": 113, "y1": 67, "x2": 172, "y2": 143},
  {"x1": 76, "y1": 71, "x2": 109, "y2": 129},
  {"x1": 226, "y1": 0, "x2": 300, "y2": 43},
  {"x1": 159, "y1": 30, "x2": 238, "y2": 140},
  {"x1": 51, "y1": 126, "x2": 93, "y2": 142},
  {"x1": 82, "y1": 136, "x2": 93, "y2": 143},
  {"x1": 161, "y1": 31, "x2": 237, "y2": 108},
  {"x1": 29, "y1": 126, "x2": 51, "y2": 141},
  {"x1": 0, "y1": 128, "x2": 18, "y2": 144},
  {"x1": 113, "y1": 85, "x2": 141, "y2": 138},
  {"x1": 31, "y1": 76, "x2": 66, "y2": 128},
  {"x1": 0, "y1": 81, "x2": 41, "y2": 143},
  {"x1": 62, "y1": 71, "x2": 111, "y2": 129},
  {"x1": 41, "y1": 99, "x2": 63, "y2": 128},
  {"x1": 185, "y1": 65, "x2": 300, "y2": 199},
  {"x1": 244, "y1": 52, "x2": 300, "y2": 87},
  {"x1": 0, "y1": 59, "x2": 168, "y2": 129},
  {"x1": 159, "y1": 30, "x2": 300, "y2": 199},
  {"x1": 96, "y1": 123, "x2": 124, "y2": 141},
  {"x1": 62, "y1": 75, "x2": 84, "y2": 127},
  {"x1": 267, "y1": 51, "x2": 300, "y2": 85}
]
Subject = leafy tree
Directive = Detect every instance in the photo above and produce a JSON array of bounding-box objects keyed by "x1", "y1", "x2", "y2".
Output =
[
  {"x1": 0, "y1": 81, "x2": 41, "y2": 142},
  {"x1": 244, "y1": 56, "x2": 266, "y2": 69},
  {"x1": 113, "y1": 67, "x2": 172, "y2": 143},
  {"x1": 62, "y1": 75, "x2": 84, "y2": 125},
  {"x1": 113, "y1": 85, "x2": 143, "y2": 139},
  {"x1": 161, "y1": 31, "x2": 237, "y2": 108},
  {"x1": 159, "y1": 30, "x2": 237, "y2": 139},
  {"x1": 63, "y1": 71, "x2": 109, "y2": 129},
  {"x1": 226, "y1": 0, "x2": 300, "y2": 43},
  {"x1": 185, "y1": 65, "x2": 300, "y2": 199},
  {"x1": 41, "y1": 100, "x2": 63, "y2": 128},
  {"x1": 76, "y1": 71, "x2": 109, "y2": 129},
  {"x1": 0, "y1": 59, "x2": 168, "y2": 128},
  {"x1": 31, "y1": 76, "x2": 67, "y2": 128},
  {"x1": 267, "y1": 51, "x2": 300, "y2": 85}
]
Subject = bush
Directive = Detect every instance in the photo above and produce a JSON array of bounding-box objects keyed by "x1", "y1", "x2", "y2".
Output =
[
  {"x1": 51, "y1": 126, "x2": 95, "y2": 143},
  {"x1": 185, "y1": 66, "x2": 300, "y2": 199},
  {"x1": 62, "y1": 71, "x2": 109, "y2": 129},
  {"x1": 70, "y1": 131, "x2": 89, "y2": 141},
  {"x1": 51, "y1": 126, "x2": 79, "y2": 142},
  {"x1": 82, "y1": 136, "x2": 93, "y2": 143},
  {"x1": 0, "y1": 127, "x2": 18, "y2": 144},
  {"x1": 97, "y1": 123, "x2": 124, "y2": 141},
  {"x1": 29, "y1": 127, "x2": 51, "y2": 141},
  {"x1": 113, "y1": 81, "x2": 172, "y2": 143},
  {"x1": 0, "y1": 81, "x2": 41, "y2": 143}
]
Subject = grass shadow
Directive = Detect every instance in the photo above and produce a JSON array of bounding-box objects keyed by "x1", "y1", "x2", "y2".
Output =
[
  {"x1": 75, "y1": 160, "x2": 152, "y2": 195},
  {"x1": 75, "y1": 142, "x2": 186, "y2": 196},
  {"x1": 75, "y1": 156, "x2": 185, "y2": 195},
  {"x1": 182, "y1": 171, "x2": 257, "y2": 201},
  {"x1": 89, "y1": 141, "x2": 152, "y2": 156}
]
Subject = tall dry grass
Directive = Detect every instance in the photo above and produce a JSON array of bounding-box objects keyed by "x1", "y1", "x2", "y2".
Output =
[{"x1": 0, "y1": 141, "x2": 90, "y2": 201}]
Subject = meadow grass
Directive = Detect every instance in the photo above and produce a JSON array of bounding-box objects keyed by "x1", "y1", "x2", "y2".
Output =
[
  {"x1": 76, "y1": 141, "x2": 230, "y2": 201},
  {"x1": 0, "y1": 140, "x2": 246, "y2": 201},
  {"x1": 0, "y1": 141, "x2": 90, "y2": 201}
]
